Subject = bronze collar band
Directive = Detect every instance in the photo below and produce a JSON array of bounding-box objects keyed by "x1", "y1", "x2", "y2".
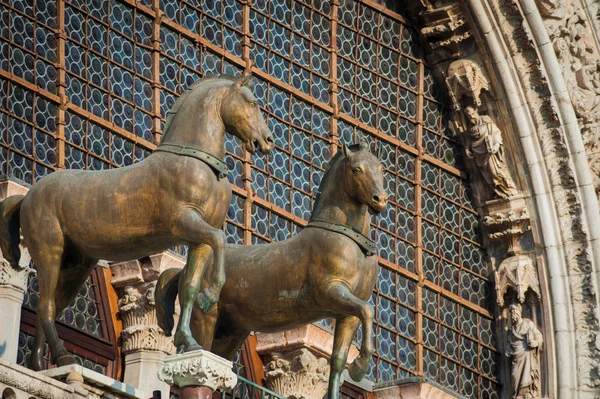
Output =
[
  {"x1": 305, "y1": 219, "x2": 376, "y2": 257},
  {"x1": 154, "y1": 144, "x2": 228, "y2": 180}
]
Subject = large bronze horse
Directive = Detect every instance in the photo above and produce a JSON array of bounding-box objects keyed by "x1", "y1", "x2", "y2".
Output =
[
  {"x1": 156, "y1": 142, "x2": 388, "y2": 399},
  {"x1": 0, "y1": 75, "x2": 273, "y2": 370}
]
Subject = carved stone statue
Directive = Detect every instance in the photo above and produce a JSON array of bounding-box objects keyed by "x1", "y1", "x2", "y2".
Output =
[
  {"x1": 505, "y1": 303, "x2": 543, "y2": 399},
  {"x1": 464, "y1": 106, "x2": 518, "y2": 199},
  {"x1": 156, "y1": 142, "x2": 388, "y2": 399},
  {"x1": 0, "y1": 76, "x2": 274, "y2": 370}
]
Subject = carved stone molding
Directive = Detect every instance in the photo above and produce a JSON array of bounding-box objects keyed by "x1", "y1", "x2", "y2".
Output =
[
  {"x1": 264, "y1": 348, "x2": 330, "y2": 399},
  {"x1": 0, "y1": 359, "x2": 78, "y2": 399},
  {"x1": 158, "y1": 350, "x2": 237, "y2": 391},
  {"x1": 495, "y1": 255, "x2": 541, "y2": 307}
]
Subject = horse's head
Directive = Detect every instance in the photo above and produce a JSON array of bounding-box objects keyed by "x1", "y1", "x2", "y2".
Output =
[
  {"x1": 340, "y1": 141, "x2": 388, "y2": 215},
  {"x1": 220, "y1": 75, "x2": 274, "y2": 154}
]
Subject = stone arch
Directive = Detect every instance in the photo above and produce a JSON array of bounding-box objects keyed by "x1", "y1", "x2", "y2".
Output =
[{"x1": 397, "y1": 0, "x2": 600, "y2": 397}]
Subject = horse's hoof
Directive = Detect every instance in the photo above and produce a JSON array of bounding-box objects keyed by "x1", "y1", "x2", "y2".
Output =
[
  {"x1": 174, "y1": 331, "x2": 203, "y2": 353},
  {"x1": 54, "y1": 351, "x2": 76, "y2": 367},
  {"x1": 348, "y1": 359, "x2": 367, "y2": 382},
  {"x1": 29, "y1": 356, "x2": 47, "y2": 371}
]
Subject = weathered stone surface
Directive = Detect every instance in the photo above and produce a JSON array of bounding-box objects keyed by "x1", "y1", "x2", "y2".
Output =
[{"x1": 158, "y1": 350, "x2": 237, "y2": 391}]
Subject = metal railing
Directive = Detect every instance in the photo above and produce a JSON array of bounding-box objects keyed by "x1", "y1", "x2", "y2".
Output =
[{"x1": 218, "y1": 376, "x2": 286, "y2": 399}]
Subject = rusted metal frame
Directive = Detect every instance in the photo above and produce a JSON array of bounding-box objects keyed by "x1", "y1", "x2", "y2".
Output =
[
  {"x1": 359, "y1": 0, "x2": 407, "y2": 25},
  {"x1": 0, "y1": 142, "x2": 57, "y2": 172},
  {"x1": 413, "y1": 52, "x2": 425, "y2": 376},
  {"x1": 241, "y1": 0, "x2": 254, "y2": 245},
  {"x1": 64, "y1": 102, "x2": 156, "y2": 150},
  {"x1": 0, "y1": 58, "x2": 62, "y2": 104},
  {"x1": 56, "y1": 0, "x2": 68, "y2": 171},
  {"x1": 150, "y1": 0, "x2": 164, "y2": 144},
  {"x1": 337, "y1": 112, "x2": 420, "y2": 157},
  {"x1": 251, "y1": 62, "x2": 334, "y2": 114},
  {"x1": 336, "y1": 51, "x2": 419, "y2": 103},
  {"x1": 421, "y1": 279, "x2": 492, "y2": 319}
]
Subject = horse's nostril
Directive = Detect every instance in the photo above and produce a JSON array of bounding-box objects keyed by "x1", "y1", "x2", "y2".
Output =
[
  {"x1": 373, "y1": 194, "x2": 387, "y2": 203},
  {"x1": 266, "y1": 136, "x2": 274, "y2": 144}
]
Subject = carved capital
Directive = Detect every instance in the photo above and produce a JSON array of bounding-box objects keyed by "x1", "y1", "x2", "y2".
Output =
[
  {"x1": 158, "y1": 350, "x2": 237, "y2": 391},
  {"x1": 264, "y1": 348, "x2": 330, "y2": 399},
  {"x1": 0, "y1": 247, "x2": 35, "y2": 293},
  {"x1": 117, "y1": 282, "x2": 176, "y2": 354},
  {"x1": 256, "y1": 325, "x2": 359, "y2": 399},
  {"x1": 111, "y1": 252, "x2": 184, "y2": 355}
]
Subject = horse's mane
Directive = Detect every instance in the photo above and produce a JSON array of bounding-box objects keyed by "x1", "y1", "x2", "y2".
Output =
[
  {"x1": 310, "y1": 143, "x2": 361, "y2": 221},
  {"x1": 162, "y1": 75, "x2": 237, "y2": 139}
]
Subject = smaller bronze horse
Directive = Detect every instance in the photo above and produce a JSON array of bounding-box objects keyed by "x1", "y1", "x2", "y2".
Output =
[
  {"x1": 0, "y1": 75, "x2": 273, "y2": 370},
  {"x1": 156, "y1": 142, "x2": 388, "y2": 399}
]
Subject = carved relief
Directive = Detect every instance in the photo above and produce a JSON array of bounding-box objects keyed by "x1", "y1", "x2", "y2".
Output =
[{"x1": 264, "y1": 349, "x2": 330, "y2": 399}]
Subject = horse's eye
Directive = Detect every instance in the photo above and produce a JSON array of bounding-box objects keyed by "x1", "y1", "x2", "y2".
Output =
[
  {"x1": 353, "y1": 167, "x2": 363, "y2": 174},
  {"x1": 250, "y1": 102, "x2": 257, "y2": 107}
]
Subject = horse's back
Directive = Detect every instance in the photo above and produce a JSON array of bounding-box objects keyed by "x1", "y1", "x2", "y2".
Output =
[{"x1": 20, "y1": 161, "x2": 170, "y2": 259}]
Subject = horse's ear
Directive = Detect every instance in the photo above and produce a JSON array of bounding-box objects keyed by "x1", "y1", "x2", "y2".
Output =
[
  {"x1": 358, "y1": 140, "x2": 369, "y2": 151},
  {"x1": 341, "y1": 143, "x2": 350, "y2": 157},
  {"x1": 233, "y1": 75, "x2": 254, "y2": 89},
  {"x1": 376, "y1": 143, "x2": 383, "y2": 159}
]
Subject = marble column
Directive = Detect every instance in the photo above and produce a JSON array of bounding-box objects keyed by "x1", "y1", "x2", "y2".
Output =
[
  {"x1": 256, "y1": 324, "x2": 360, "y2": 399},
  {"x1": 0, "y1": 178, "x2": 34, "y2": 364},
  {"x1": 110, "y1": 251, "x2": 184, "y2": 399},
  {"x1": 158, "y1": 350, "x2": 237, "y2": 399}
]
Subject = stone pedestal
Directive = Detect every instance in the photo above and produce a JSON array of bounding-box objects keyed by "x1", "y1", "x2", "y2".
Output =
[
  {"x1": 158, "y1": 350, "x2": 237, "y2": 398},
  {"x1": 110, "y1": 251, "x2": 184, "y2": 399},
  {"x1": 0, "y1": 178, "x2": 33, "y2": 364},
  {"x1": 256, "y1": 324, "x2": 360, "y2": 399}
]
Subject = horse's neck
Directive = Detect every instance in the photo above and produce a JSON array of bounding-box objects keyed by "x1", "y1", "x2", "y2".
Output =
[
  {"x1": 160, "y1": 94, "x2": 226, "y2": 160},
  {"x1": 311, "y1": 166, "x2": 370, "y2": 236}
]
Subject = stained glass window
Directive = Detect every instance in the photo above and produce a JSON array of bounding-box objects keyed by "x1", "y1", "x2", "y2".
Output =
[{"x1": 0, "y1": 0, "x2": 499, "y2": 396}]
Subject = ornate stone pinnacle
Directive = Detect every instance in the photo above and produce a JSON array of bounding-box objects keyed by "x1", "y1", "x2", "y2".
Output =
[{"x1": 158, "y1": 350, "x2": 237, "y2": 392}]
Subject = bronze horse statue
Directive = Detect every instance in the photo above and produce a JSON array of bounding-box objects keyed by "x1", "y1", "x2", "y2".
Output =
[
  {"x1": 156, "y1": 142, "x2": 388, "y2": 399},
  {"x1": 0, "y1": 75, "x2": 273, "y2": 370}
]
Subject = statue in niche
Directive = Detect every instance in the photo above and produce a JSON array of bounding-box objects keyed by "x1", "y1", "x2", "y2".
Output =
[
  {"x1": 505, "y1": 303, "x2": 543, "y2": 399},
  {"x1": 464, "y1": 106, "x2": 519, "y2": 199}
]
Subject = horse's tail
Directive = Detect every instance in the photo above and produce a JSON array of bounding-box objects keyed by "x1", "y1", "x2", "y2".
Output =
[
  {"x1": 0, "y1": 195, "x2": 24, "y2": 269},
  {"x1": 155, "y1": 267, "x2": 182, "y2": 336}
]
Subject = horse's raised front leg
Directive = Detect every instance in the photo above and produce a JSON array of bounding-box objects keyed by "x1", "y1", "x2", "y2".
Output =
[
  {"x1": 328, "y1": 316, "x2": 360, "y2": 399},
  {"x1": 171, "y1": 209, "x2": 226, "y2": 352},
  {"x1": 326, "y1": 283, "x2": 375, "y2": 382}
]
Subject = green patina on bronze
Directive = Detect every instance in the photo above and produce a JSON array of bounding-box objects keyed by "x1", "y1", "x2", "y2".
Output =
[
  {"x1": 156, "y1": 142, "x2": 388, "y2": 399},
  {"x1": 0, "y1": 75, "x2": 274, "y2": 370}
]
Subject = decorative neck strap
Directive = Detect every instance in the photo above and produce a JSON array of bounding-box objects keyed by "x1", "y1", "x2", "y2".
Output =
[
  {"x1": 154, "y1": 143, "x2": 228, "y2": 180},
  {"x1": 305, "y1": 219, "x2": 376, "y2": 257}
]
